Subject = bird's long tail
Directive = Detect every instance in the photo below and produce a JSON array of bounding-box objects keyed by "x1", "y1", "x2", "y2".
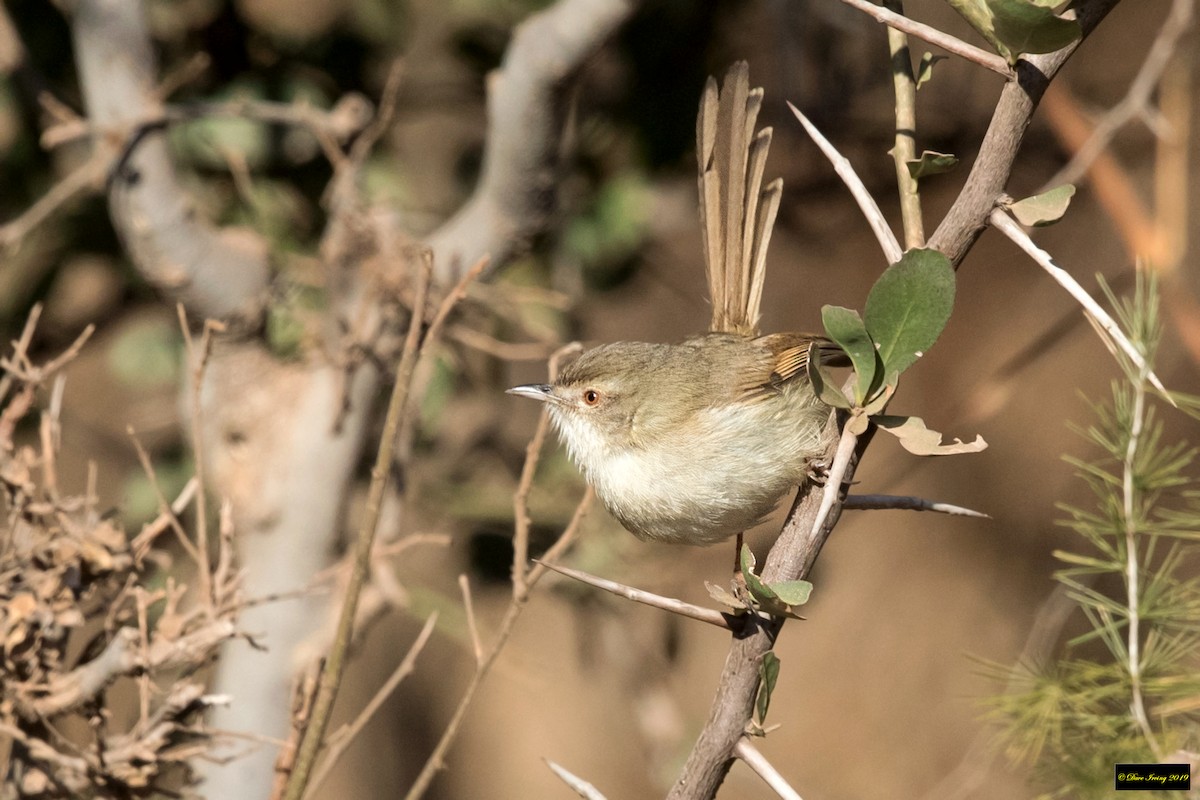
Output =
[{"x1": 697, "y1": 61, "x2": 782, "y2": 337}]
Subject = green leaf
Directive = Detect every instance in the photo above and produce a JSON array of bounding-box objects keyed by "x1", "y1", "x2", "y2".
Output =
[
  {"x1": 756, "y1": 652, "x2": 781, "y2": 725},
  {"x1": 1008, "y1": 185, "x2": 1076, "y2": 227},
  {"x1": 769, "y1": 580, "x2": 814, "y2": 606},
  {"x1": 863, "y1": 248, "x2": 956, "y2": 374},
  {"x1": 740, "y1": 545, "x2": 776, "y2": 604},
  {"x1": 821, "y1": 305, "x2": 876, "y2": 404},
  {"x1": 916, "y1": 52, "x2": 948, "y2": 90},
  {"x1": 944, "y1": 0, "x2": 1009, "y2": 58},
  {"x1": 807, "y1": 358, "x2": 852, "y2": 410},
  {"x1": 875, "y1": 414, "x2": 988, "y2": 455},
  {"x1": 740, "y1": 545, "x2": 809, "y2": 619},
  {"x1": 905, "y1": 151, "x2": 959, "y2": 180},
  {"x1": 987, "y1": 0, "x2": 1081, "y2": 56}
]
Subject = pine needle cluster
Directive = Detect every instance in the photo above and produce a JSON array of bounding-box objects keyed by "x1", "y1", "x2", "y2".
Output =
[{"x1": 986, "y1": 275, "x2": 1200, "y2": 799}]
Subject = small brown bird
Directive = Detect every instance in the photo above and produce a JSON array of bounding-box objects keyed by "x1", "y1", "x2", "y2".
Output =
[{"x1": 510, "y1": 63, "x2": 842, "y2": 545}]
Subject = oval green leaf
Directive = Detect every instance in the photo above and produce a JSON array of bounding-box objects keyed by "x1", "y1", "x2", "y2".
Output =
[
  {"x1": 986, "y1": 0, "x2": 1081, "y2": 56},
  {"x1": 863, "y1": 248, "x2": 955, "y2": 375},
  {"x1": 807, "y1": 356, "x2": 852, "y2": 410},
  {"x1": 821, "y1": 305, "x2": 876, "y2": 404},
  {"x1": 756, "y1": 651, "x2": 781, "y2": 724}
]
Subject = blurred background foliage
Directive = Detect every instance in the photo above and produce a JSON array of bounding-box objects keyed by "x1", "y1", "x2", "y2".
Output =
[{"x1": 0, "y1": 0, "x2": 1196, "y2": 797}]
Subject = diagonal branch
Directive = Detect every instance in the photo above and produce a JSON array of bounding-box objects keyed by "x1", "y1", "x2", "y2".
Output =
[
  {"x1": 788, "y1": 103, "x2": 902, "y2": 264},
  {"x1": 669, "y1": 2, "x2": 1124, "y2": 797},
  {"x1": 929, "y1": 0, "x2": 1124, "y2": 266},
  {"x1": 834, "y1": 0, "x2": 1013, "y2": 77},
  {"x1": 70, "y1": 0, "x2": 269, "y2": 325},
  {"x1": 425, "y1": 0, "x2": 638, "y2": 282},
  {"x1": 537, "y1": 561, "x2": 736, "y2": 630}
]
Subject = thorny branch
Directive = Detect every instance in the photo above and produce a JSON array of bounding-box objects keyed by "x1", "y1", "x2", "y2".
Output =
[{"x1": 668, "y1": 2, "x2": 1123, "y2": 796}]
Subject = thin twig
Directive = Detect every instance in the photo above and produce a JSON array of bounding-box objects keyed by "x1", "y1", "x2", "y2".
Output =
[
  {"x1": 306, "y1": 612, "x2": 439, "y2": 795},
  {"x1": 281, "y1": 255, "x2": 433, "y2": 800},
  {"x1": 448, "y1": 326, "x2": 554, "y2": 361},
  {"x1": 545, "y1": 759, "x2": 610, "y2": 800},
  {"x1": 843, "y1": 493, "x2": 990, "y2": 518},
  {"x1": 734, "y1": 738, "x2": 803, "y2": 800},
  {"x1": 0, "y1": 304, "x2": 42, "y2": 407},
  {"x1": 833, "y1": 0, "x2": 1013, "y2": 78},
  {"x1": 989, "y1": 208, "x2": 1169, "y2": 397},
  {"x1": 787, "y1": 103, "x2": 903, "y2": 264},
  {"x1": 1045, "y1": 0, "x2": 1195, "y2": 189},
  {"x1": 809, "y1": 425, "x2": 861, "y2": 541},
  {"x1": 883, "y1": 0, "x2": 925, "y2": 249},
  {"x1": 347, "y1": 59, "x2": 405, "y2": 167},
  {"x1": 127, "y1": 427, "x2": 202, "y2": 565},
  {"x1": 178, "y1": 307, "x2": 225, "y2": 607},
  {"x1": 1123, "y1": 353, "x2": 1162, "y2": 760},
  {"x1": 458, "y1": 575, "x2": 483, "y2": 665},
  {"x1": 536, "y1": 561, "x2": 735, "y2": 630},
  {"x1": 512, "y1": 341, "x2": 582, "y2": 599},
  {"x1": 0, "y1": 151, "x2": 106, "y2": 252},
  {"x1": 402, "y1": 489, "x2": 592, "y2": 800},
  {"x1": 131, "y1": 477, "x2": 199, "y2": 558}
]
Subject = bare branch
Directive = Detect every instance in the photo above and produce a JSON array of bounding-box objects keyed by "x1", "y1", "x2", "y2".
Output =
[
  {"x1": 787, "y1": 103, "x2": 903, "y2": 264},
  {"x1": 734, "y1": 738, "x2": 803, "y2": 800},
  {"x1": 844, "y1": 493, "x2": 991, "y2": 518},
  {"x1": 26, "y1": 620, "x2": 237, "y2": 717},
  {"x1": 1046, "y1": 0, "x2": 1195, "y2": 189},
  {"x1": 989, "y1": 208, "x2": 1168, "y2": 396},
  {"x1": 545, "y1": 759, "x2": 610, "y2": 800},
  {"x1": 536, "y1": 561, "x2": 736, "y2": 630},
  {"x1": 883, "y1": 0, "x2": 926, "y2": 249},
  {"x1": 69, "y1": 0, "x2": 270, "y2": 323},
  {"x1": 0, "y1": 151, "x2": 106, "y2": 252},
  {"x1": 834, "y1": 0, "x2": 1013, "y2": 77},
  {"x1": 426, "y1": 0, "x2": 639, "y2": 281},
  {"x1": 306, "y1": 613, "x2": 439, "y2": 795}
]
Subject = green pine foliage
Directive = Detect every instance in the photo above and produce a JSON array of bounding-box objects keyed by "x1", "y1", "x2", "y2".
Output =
[{"x1": 985, "y1": 274, "x2": 1200, "y2": 799}]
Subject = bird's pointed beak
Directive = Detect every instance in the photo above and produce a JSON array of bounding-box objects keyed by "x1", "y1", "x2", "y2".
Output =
[{"x1": 506, "y1": 383, "x2": 556, "y2": 403}]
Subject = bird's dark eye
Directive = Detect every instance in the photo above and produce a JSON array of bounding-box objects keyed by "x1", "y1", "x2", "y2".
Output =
[{"x1": 582, "y1": 389, "x2": 600, "y2": 406}]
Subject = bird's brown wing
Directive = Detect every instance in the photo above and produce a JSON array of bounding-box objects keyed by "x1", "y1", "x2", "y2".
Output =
[{"x1": 736, "y1": 332, "x2": 848, "y2": 400}]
